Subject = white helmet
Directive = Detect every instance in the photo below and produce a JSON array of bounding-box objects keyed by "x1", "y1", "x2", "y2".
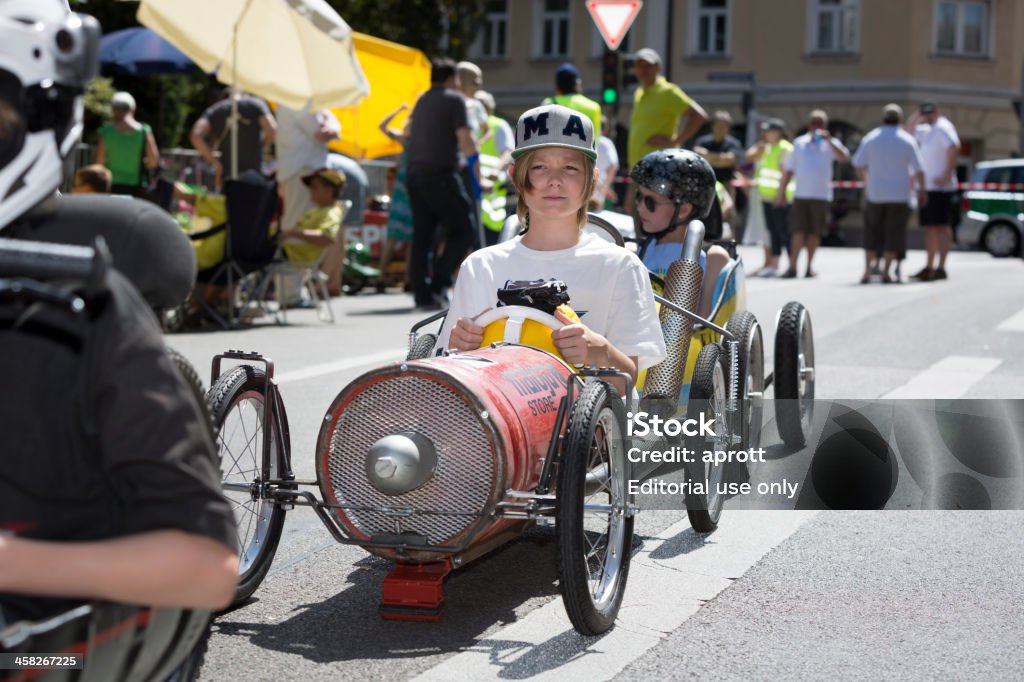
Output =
[{"x1": 0, "y1": 0, "x2": 99, "y2": 231}]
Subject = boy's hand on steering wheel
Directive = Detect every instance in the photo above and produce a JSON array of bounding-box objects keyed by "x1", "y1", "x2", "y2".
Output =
[
  {"x1": 552, "y1": 309, "x2": 608, "y2": 368},
  {"x1": 449, "y1": 309, "x2": 490, "y2": 351}
]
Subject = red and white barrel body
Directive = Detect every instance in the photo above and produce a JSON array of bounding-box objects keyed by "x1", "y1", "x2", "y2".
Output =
[{"x1": 315, "y1": 345, "x2": 573, "y2": 563}]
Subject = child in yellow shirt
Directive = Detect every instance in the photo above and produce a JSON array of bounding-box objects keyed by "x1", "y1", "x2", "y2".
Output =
[{"x1": 279, "y1": 168, "x2": 346, "y2": 294}]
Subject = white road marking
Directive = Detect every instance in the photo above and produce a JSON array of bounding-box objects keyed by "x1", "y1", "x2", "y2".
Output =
[
  {"x1": 996, "y1": 308, "x2": 1024, "y2": 332},
  {"x1": 274, "y1": 348, "x2": 407, "y2": 384},
  {"x1": 413, "y1": 511, "x2": 817, "y2": 682},
  {"x1": 880, "y1": 355, "x2": 1002, "y2": 399}
]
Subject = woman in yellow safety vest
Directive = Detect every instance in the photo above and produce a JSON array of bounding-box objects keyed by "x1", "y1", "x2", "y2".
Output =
[
  {"x1": 745, "y1": 118, "x2": 793, "y2": 277},
  {"x1": 474, "y1": 91, "x2": 514, "y2": 246}
]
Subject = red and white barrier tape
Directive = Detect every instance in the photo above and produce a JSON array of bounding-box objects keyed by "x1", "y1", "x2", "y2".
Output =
[{"x1": 614, "y1": 175, "x2": 1024, "y2": 191}]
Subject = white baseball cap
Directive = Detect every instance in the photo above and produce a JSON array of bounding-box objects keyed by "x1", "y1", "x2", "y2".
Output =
[
  {"x1": 512, "y1": 104, "x2": 596, "y2": 160},
  {"x1": 634, "y1": 48, "x2": 662, "y2": 65},
  {"x1": 111, "y1": 91, "x2": 136, "y2": 110}
]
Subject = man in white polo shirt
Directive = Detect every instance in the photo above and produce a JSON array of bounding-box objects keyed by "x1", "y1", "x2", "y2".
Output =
[
  {"x1": 775, "y1": 109, "x2": 850, "y2": 278},
  {"x1": 852, "y1": 104, "x2": 927, "y2": 284}
]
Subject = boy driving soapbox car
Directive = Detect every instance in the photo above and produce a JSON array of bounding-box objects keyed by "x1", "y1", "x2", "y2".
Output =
[{"x1": 206, "y1": 209, "x2": 816, "y2": 637}]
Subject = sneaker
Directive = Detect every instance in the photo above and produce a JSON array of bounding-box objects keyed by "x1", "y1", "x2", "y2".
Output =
[
  {"x1": 909, "y1": 267, "x2": 933, "y2": 281},
  {"x1": 758, "y1": 267, "x2": 777, "y2": 278},
  {"x1": 780, "y1": 270, "x2": 798, "y2": 279},
  {"x1": 933, "y1": 268, "x2": 948, "y2": 280}
]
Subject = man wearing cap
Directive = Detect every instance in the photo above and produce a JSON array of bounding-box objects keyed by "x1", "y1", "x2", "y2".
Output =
[
  {"x1": 746, "y1": 118, "x2": 793, "y2": 276},
  {"x1": 906, "y1": 101, "x2": 960, "y2": 281},
  {"x1": 627, "y1": 47, "x2": 707, "y2": 169},
  {"x1": 95, "y1": 90, "x2": 160, "y2": 197},
  {"x1": 694, "y1": 110, "x2": 744, "y2": 194},
  {"x1": 405, "y1": 57, "x2": 480, "y2": 311},
  {"x1": 776, "y1": 109, "x2": 850, "y2": 278},
  {"x1": 543, "y1": 62, "x2": 601, "y2": 136},
  {"x1": 852, "y1": 104, "x2": 926, "y2": 284}
]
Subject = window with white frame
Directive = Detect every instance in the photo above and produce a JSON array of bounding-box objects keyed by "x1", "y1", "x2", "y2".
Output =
[
  {"x1": 934, "y1": 0, "x2": 989, "y2": 57},
  {"x1": 474, "y1": 0, "x2": 509, "y2": 60},
  {"x1": 809, "y1": 0, "x2": 859, "y2": 54},
  {"x1": 534, "y1": 0, "x2": 570, "y2": 59},
  {"x1": 688, "y1": 0, "x2": 730, "y2": 57}
]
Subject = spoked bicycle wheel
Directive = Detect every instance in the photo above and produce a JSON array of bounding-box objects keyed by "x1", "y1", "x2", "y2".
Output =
[
  {"x1": 557, "y1": 380, "x2": 633, "y2": 636},
  {"x1": 207, "y1": 365, "x2": 290, "y2": 606}
]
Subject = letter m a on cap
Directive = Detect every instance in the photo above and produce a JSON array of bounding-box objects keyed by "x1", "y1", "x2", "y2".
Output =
[
  {"x1": 521, "y1": 112, "x2": 550, "y2": 141},
  {"x1": 562, "y1": 114, "x2": 587, "y2": 141}
]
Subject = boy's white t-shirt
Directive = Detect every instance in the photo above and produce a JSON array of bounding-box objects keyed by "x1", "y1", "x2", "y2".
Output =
[{"x1": 435, "y1": 233, "x2": 667, "y2": 370}]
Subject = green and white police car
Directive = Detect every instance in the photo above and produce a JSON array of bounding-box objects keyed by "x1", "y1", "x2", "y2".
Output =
[{"x1": 958, "y1": 159, "x2": 1024, "y2": 257}]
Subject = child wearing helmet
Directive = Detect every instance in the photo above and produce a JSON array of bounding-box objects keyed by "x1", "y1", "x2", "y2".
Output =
[
  {"x1": 437, "y1": 104, "x2": 665, "y2": 384},
  {"x1": 630, "y1": 148, "x2": 731, "y2": 317}
]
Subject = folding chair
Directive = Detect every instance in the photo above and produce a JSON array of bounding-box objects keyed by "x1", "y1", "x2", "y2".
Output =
[
  {"x1": 258, "y1": 199, "x2": 351, "y2": 325},
  {"x1": 192, "y1": 171, "x2": 279, "y2": 328}
]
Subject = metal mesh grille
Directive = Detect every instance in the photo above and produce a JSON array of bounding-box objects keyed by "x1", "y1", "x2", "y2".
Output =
[
  {"x1": 644, "y1": 258, "x2": 703, "y2": 398},
  {"x1": 322, "y1": 374, "x2": 496, "y2": 547}
]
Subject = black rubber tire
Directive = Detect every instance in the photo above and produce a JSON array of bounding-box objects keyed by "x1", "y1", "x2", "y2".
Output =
[
  {"x1": 160, "y1": 306, "x2": 185, "y2": 333},
  {"x1": 160, "y1": 613, "x2": 212, "y2": 682},
  {"x1": 166, "y1": 347, "x2": 216, "y2": 442},
  {"x1": 344, "y1": 274, "x2": 366, "y2": 295},
  {"x1": 774, "y1": 301, "x2": 815, "y2": 448},
  {"x1": 557, "y1": 380, "x2": 633, "y2": 636},
  {"x1": 207, "y1": 365, "x2": 288, "y2": 606},
  {"x1": 724, "y1": 310, "x2": 764, "y2": 451},
  {"x1": 685, "y1": 343, "x2": 729, "y2": 532},
  {"x1": 981, "y1": 221, "x2": 1021, "y2": 258},
  {"x1": 406, "y1": 333, "x2": 438, "y2": 360}
]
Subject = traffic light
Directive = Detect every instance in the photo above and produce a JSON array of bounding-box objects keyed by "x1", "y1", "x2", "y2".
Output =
[{"x1": 601, "y1": 49, "x2": 619, "y2": 107}]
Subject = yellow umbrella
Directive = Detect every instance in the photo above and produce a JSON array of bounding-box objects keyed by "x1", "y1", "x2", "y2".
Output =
[
  {"x1": 329, "y1": 32, "x2": 430, "y2": 160},
  {"x1": 137, "y1": 0, "x2": 369, "y2": 111}
]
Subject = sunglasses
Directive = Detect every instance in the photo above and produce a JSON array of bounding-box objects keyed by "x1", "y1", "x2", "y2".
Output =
[{"x1": 635, "y1": 191, "x2": 673, "y2": 212}]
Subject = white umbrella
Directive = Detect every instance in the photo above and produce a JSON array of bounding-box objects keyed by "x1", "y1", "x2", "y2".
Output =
[{"x1": 137, "y1": 0, "x2": 370, "y2": 177}]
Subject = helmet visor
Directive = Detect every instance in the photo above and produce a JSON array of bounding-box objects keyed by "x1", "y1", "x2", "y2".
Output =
[{"x1": 0, "y1": 69, "x2": 26, "y2": 171}]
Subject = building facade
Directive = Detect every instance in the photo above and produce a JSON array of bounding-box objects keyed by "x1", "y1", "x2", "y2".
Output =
[{"x1": 473, "y1": 0, "x2": 1024, "y2": 166}]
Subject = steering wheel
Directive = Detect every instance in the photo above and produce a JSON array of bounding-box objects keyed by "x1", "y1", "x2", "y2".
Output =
[{"x1": 473, "y1": 305, "x2": 571, "y2": 362}]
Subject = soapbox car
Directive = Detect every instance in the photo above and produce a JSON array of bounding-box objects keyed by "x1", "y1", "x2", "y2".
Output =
[{"x1": 207, "y1": 216, "x2": 815, "y2": 636}]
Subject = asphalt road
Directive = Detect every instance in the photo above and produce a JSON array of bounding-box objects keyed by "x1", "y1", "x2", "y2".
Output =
[{"x1": 166, "y1": 244, "x2": 1024, "y2": 681}]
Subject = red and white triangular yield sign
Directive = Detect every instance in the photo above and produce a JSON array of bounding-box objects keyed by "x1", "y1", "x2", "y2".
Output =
[{"x1": 587, "y1": 0, "x2": 643, "y2": 51}]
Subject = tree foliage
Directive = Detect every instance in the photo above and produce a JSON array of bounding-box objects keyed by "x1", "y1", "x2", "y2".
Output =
[
  {"x1": 68, "y1": 0, "x2": 486, "y2": 148},
  {"x1": 327, "y1": 0, "x2": 485, "y2": 59},
  {"x1": 70, "y1": 1, "x2": 228, "y2": 148}
]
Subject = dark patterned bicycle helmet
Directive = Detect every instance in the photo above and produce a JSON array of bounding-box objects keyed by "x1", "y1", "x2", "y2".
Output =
[{"x1": 630, "y1": 149, "x2": 716, "y2": 219}]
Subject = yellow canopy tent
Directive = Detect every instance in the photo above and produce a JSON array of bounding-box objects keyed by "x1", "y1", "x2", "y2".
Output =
[{"x1": 329, "y1": 33, "x2": 430, "y2": 160}]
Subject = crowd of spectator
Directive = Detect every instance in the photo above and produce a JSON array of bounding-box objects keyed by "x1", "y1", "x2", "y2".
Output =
[{"x1": 84, "y1": 48, "x2": 963, "y2": 309}]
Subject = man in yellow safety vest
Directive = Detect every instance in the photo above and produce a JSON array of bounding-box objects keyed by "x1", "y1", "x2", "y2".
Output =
[
  {"x1": 543, "y1": 63, "x2": 601, "y2": 136},
  {"x1": 475, "y1": 91, "x2": 514, "y2": 246},
  {"x1": 745, "y1": 118, "x2": 793, "y2": 276}
]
